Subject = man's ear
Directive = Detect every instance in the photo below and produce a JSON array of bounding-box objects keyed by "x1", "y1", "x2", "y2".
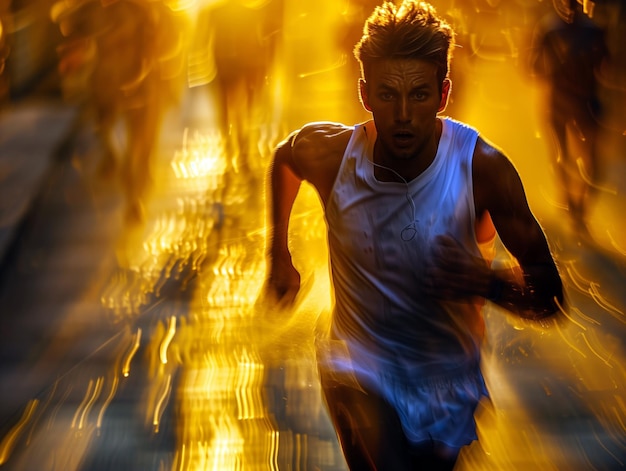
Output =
[
  {"x1": 438, "y1": 79, "x2": 451, "y2": 112},
  {"x1": 359, "y1": 79, "x2": 372, "y2": 112}
]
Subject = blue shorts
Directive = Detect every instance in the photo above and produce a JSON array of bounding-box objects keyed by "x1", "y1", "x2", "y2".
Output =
[
  {"x1": 378, "y1": 363, "x2": 488, "y2": 448},
  {"x1": 320, "y1": 359, "x2": 488, "y2": 451}
]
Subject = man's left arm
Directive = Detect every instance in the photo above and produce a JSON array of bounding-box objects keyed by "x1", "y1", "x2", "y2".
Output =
[{"x1": 473, "y1": 139, "x2": 564, "y2": 319}]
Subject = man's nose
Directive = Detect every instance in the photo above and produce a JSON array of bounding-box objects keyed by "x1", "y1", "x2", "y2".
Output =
[{"x1": 395, "y1": 97, "x2": 411, "y2": 122}]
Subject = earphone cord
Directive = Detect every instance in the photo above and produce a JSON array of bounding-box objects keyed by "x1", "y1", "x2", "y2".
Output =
[{"x1": 368, "y1": 160, "x2": 418, "y2": 240}]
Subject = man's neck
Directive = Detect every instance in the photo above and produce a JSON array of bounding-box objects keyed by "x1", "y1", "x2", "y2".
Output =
[{"x1": 372, "y1": 118, "x2": 443, "y2": 182}]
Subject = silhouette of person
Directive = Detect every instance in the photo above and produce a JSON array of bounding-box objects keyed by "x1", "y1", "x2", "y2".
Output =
[
  {"x1": 531, "y1": 0, "x2": 609, "y2": 237},
  {"x1": 54, "y1": 0, "x2": 185, "y2": 222},
  {"x1": 193, "y1": 0, "x2": 283, "y2": 174}
]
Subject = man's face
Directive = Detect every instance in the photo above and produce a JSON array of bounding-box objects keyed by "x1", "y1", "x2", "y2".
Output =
[{"x1": 360, "y1": 58, "x2": 449, "y2": 164}]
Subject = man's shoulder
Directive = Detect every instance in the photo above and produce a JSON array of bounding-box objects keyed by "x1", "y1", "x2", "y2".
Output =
[
  {"x1": 472, "y1": 135, "x2": 522, "y2": 206},
  {"x1": 472, "y1": 136, "x2": 508, "y2": 169},
  {"x1": 288, "y1": 122, "x2": 357, "y2": 195},
  {"x1": 293, "y1": 122, "x2": 355, "y2": 157}
]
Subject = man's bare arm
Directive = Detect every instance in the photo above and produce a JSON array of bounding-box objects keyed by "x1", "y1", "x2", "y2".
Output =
[
  {"x1": 266, "y1": 131, "x2": 303, "y2": 302},
  {"x1": 474, "y1": 139, "x2": 564, "y2": 318},
  {"x1": 266, "y1": 122, "x2": 352, "y2": 303}
]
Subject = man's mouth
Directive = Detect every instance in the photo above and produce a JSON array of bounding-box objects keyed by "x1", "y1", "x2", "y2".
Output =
[{"x1": 393, "y1": 131, "x2": 414, "y2": 145}]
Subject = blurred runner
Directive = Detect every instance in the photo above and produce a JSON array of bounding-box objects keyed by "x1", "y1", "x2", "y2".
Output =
[
  {"x1": 266, "y1": 1, "x2": 564, "y2": 469},
  {"x1": 53, "y1": 0, "x2": 185, "y2": 222},
  {"x1": 530, "y1": 0, "x2": 609, "y2": 238},
  {"x1": 191, "y1": 0, "x2": 283, "y2": 175}
]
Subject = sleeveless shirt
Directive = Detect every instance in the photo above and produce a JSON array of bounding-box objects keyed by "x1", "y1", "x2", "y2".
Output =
[{"x1": 323, "y1": 117, "x2": 488, "y2": 383}]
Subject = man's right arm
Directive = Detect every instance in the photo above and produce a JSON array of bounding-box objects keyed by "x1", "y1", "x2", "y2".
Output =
[
  {"x1": 266, "y1": 122, "x2": 352, "y2": 303},
  {"x1": 266, "y1": 131, "x2": 303, "y2": 303}
]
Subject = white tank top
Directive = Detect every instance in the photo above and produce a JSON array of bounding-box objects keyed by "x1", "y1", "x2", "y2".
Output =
[{"x1": 324, "y1": 117, "x2": 487, "y2": 379}]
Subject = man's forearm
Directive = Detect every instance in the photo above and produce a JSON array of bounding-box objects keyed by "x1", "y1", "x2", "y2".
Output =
[{"x1": 268, "y1": 147, "x2": 302, "y2": 257}]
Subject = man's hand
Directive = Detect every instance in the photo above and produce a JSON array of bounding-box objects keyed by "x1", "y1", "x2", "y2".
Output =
[
  {"x1": 423, "y1": 234, "x2": 563, "y2": 321},
  {"x1": 422, "y1": 234, "x2": 492, "y2": 300},
  {"x1": 265, "y1": 255, "x2": 301, "y2": 306}
]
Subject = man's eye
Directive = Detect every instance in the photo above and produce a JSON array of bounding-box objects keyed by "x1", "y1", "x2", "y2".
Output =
[
  {"x1": 380, "y1": 92, "x2": 394, "y2": 100},
  {"x1": 412, "y1": 92, "x2": 427, "y2": 100}
]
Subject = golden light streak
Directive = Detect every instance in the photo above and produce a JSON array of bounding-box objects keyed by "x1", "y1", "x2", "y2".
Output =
[
  {"x1": 617, "y1": 396, "x2": 626, "y2": 417},
  {"x1": 186, "y1": 19, "x2": 218, "y2": 88},
  {"x1": 177, "y1": 442, "x2": 189, "y2": 471},
  {"x1": 556, "y1": 299, "x2": 588, "y2": 331},
  {"x1": 268, "y1": 430, "x2": 279, "y2": 471},
  {"x1": 24, "y1": 381, "x2": 59, "y2": 447},
  {"x1": 582, "y1": 0, "x2": 596, "y2": 17},
  {"x1": 77, "y1": 376, "x2": 104, "y2": 430},
  {"x1": 0, "y1": 400, "x2": 39, "y2": 465},
  {"x1": 71, "y1": 377, "x2": 104, "y2": 430},
  {"x1": 235, "y1": 348, "x2": 264, "y2": 420},
  {"x1": 153, "y1": 374, "x2": 173, "y2": 433},
  {"x1": 579, "y1": 332, "x2": 614, "y2": 368},
  {"x1": 588, "y1": 283, "x2": 625, "y2": 323},
  {"x1": 160, "y1": 315, "x2": 178, "y2": 365},
  {"x1": 207, "y1": 415, "x2": 245, "y2": 470},
  {"x1": 606, "y1": 229, "x2": 626, "y2": 256},
  {"x1": 565, "y1": 265, "x2": 594, "y2": 295},
  {"x1": 554, "y1": 319, "x2": 587, "y2": 360},
  {"x1": 71, "y1": 379, "x2": 95, "y2": 429},
  {"x1": 122, "y1": 328, "x2": 142, "y2": 377},
  {"x1": 297, "y1": 55, "x2": 347, "y2": 78},
  {"x1": 295, "y1": 433, "x2": 303, "y2": 471},
  {"x1": 205, "y1": 245, "x2": 265, "y2": 311},
  {"x1": 46, "y1": 383, "x2": 74, "y2": 431},
  {"x1": 96, "y1": 374, "x2": 119, "y2": 430},
  {"x1": 570, "y1": 306, "x2": 602, "y2": 326},
  {"x1": 563, "y1": 261, "x2": 625, "y2": 325},
  {"x1": 171, "y1": 128, "x2": 226, "y2": 187},
  {"x1": 576, "y1": 157, "x2": 617, "y2": 195}
]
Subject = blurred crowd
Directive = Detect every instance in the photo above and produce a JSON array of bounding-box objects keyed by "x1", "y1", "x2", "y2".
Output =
[{"x1": 0, "y1": 0, "x2": 624, "y2": 229}]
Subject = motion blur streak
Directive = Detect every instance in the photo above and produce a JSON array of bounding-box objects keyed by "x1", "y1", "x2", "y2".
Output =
[
  {"x1": 71, "y1": 377, "x2": 104, "y2": 430},
  {"x1": 153, "y1": 373, "x2": 173, "y2": 433},
  {"x1": 160, "y1": 316, "x2": 178, "y2": 365},
  {"x1": 0, "y1": 400, "x2": 38, "y2": 465},
  {"x1": 96, "y1": 374, "x2": 119, "y2": 429},
  {"x1": 121, "y1": 328, "x2": 142, "y2": 377}
]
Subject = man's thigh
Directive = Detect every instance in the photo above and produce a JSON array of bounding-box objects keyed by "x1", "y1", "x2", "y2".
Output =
[
  {"x1": 321, "y1": 379, "x2": 414, "y2": 470},
  {"x1": 321, "y1": 381, "x2": 460, "y2": 470}
]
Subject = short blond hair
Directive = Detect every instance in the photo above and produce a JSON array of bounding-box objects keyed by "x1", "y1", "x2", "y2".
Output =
[{"x1": 354, "y1": 0, "x2": 455, "y2": 87}]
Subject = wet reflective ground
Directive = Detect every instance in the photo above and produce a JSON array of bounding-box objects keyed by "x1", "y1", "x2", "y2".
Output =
[{"x1": 1, "y1": 1, "x2": 626, "y2": 469}]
